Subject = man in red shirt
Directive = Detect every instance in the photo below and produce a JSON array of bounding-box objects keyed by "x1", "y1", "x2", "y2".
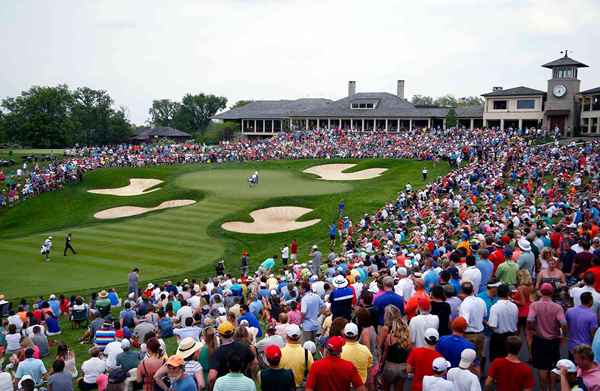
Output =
[
  {"x1": 585, "y1": 257, "x2": 600, "y2": 292},
  {"x1": 407, "y1": 328, "x2": 442, "y2": 391},
  {"x1": 489, "y1": 240, "x2": 505, "y2": 275},
  {"x1": 486, "y1": 336, "x2": 534, "y2": 391},
  {"x1": 305, "y1": 336, "x2": 365, "y2": 391}
]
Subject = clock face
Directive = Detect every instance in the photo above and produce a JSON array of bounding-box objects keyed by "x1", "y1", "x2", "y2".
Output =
[{"x1": 553, "y1": 84, "x2": 567, "y2": 98}]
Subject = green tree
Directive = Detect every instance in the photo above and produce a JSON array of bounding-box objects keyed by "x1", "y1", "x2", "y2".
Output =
[
  {"x1": 411, "y1": 95, "x2": 434, "y2": 105},
  {"x1": 199, "y1": 121, "x2": 240, "y2": 144},
  {"x1": 148, "y1": 99, "x2": 182, "y2": 127},
  {"x1": 434, "y1": 94, "x2": 458, "y2": 107},
  {"x1": 457, "y1": 96, "x2": 484, "y2": 107},
  {"x1": 446, "y1": 107, "x2": 457, "y2": 128},
  {"x1": 71, "y1": 87, "x2": 123, "y2": 145},
  {"x1": 174, "y1": 93, "x2": 227, "y2": 134},
  {"x1": 231, "y1": 100, "x2": 253, "y2": 109},
  {"x1": 1, "y1": 85, "x2": 76, "y2": 148}
]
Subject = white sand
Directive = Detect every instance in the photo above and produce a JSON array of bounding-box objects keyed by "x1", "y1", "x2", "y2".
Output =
[
  {"x1": 88, "y1": 178, "x2": 163, "y2": 196},
  {"x1": 303, "y1": 163, "x2": 387, "y2": 181},
  {"x1": 94, "y1": 200, "x2": 196, "y2": 219},
  {"x1": 222, "y1": 206, "x2": 321, "y2": 234}
]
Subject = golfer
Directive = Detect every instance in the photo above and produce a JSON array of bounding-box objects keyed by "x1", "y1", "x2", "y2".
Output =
[
  {"x1": 422, "y1": 167, "x2": 428, "y2": 180},
  {"x1": 64, "y1": 232, "x2": 76, "y2": 256},
  {"x1": 41, "y1": 236, "x2": 52, "y2": 262}
]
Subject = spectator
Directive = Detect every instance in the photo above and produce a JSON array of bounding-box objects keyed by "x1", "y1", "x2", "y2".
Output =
[
  {"x1": 573, "y1": 344, "x2": 600, "y2": 391},
  {"x1": 422, "y1": 357, "x2": 454, "y2": 391},
  {"x1": 15, "y1": 348, "x2": 47, "y2": 387},
  {"x1": 305, "y1": 336, "x2": 365, "y2": 391},
  {"x1": 447, "y1": 349, "x2": 480, "y2": 391},
  {"x1": 407, "y1": 328, "x2": 442, "y2": 391},
  {"x1": 259, "y1": 345, "x2": 295, "y2": 391},
  {"x1": 486, "y1": 336, "x2": 534, "y2": 391},
  {"x1": 48, "y1": 359, "x2": 73, "y2": 391}
]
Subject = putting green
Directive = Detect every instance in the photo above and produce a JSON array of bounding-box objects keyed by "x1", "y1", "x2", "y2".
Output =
[{"x1": 176, "y1": 168, "x2": 351, "y2": 199}]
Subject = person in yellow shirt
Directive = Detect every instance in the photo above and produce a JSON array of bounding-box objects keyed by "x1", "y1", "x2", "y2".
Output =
[
  {"x1": 279, "y1": 324, "x2": 314, "y2": 385},
  {"x1": 340, "y1": 322, "x2": 373, "y2": 383}
]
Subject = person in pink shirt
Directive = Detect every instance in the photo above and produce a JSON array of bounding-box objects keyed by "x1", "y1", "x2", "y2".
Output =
[
  {"x1": 287, "y1": 301, "x2": 302, "y2": 325},
  {"x1": 574, "y1": 345, "x2": 600, "y2": 391}
]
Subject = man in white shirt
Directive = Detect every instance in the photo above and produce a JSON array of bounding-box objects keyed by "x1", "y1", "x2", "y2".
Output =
[
  {"x1": 462, "y1": 256, "x2": 482, "y2": 294},
  {"x1": 447, "y1": 349, "x2": 481, "y2": 391},
  {"x1": 487, "y1": 283, "x2": 518, "y2": 362},
  {"x1": 409, "y1": 298, "x2": 439, "y2": 348},
  {"x1": 176, "y1": 303, "x2": 193, "y2": 325},
  {"x1": 569, "y1": 272, "x2": 600, "y2": 314},
  {"x1": 459, "y1": 281, "x2": 487, "y2": 369},
  {"x1": 79, "y1": 348, "x2": 106, "y2": 389},
  {"x1": 423, "y1": 357, "x2": 454, "y2": 391},
  {"x1": 103, "y1": 339, "x2": 124, "y2": 369},
  {"x1": 394, "y1": 268, "x2": 415, "y2": 299}
]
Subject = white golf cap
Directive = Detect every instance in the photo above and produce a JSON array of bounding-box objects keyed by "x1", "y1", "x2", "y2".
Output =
[
  {"x1": 303, "y1": 340, "x2": 317, "y2": 354},
  {"x1": 332, "y1": 275, "x2": 348, "y2": 288},
  {"x1": 121, "y1": 339, "x2": 131, "y2": 349},
  {"x1": 287, "y1": 324, "x2": 301, "y2": 339},
  {"x1": 459, "y1": 348, "x2": 476, "y2": 369},
  {"x1": 432, "y1": 357, "x2": 451, "y2": 372},
  {"x1": 424, "y1": 328, "x2": 439, "y2": 344},
  {"x1": 552, "y1": 359, "x2": 577, "y2": 375},
  {"x1": 343, "y1": 322, "x2": 359, "y2": 338}
]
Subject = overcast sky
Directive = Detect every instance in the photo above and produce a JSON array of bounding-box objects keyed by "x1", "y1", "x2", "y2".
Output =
[{"x1": 1, "y1": 0, "x2": 599, "y2": 124}]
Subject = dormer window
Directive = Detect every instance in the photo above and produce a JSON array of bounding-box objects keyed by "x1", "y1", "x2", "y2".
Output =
[{"x1": 350, "y1": 99, "x2": 379, "y2": 109}]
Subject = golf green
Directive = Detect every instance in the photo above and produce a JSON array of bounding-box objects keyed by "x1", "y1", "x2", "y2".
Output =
[{"x1": 0, "y1": 159, "x2": 450, "y2": 299}]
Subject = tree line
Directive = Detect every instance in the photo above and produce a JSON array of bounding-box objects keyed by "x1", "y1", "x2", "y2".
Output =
[
  {"x1": 411, "y1": 94, "x2": 484, "y2": 107},
  {"x1": 0, "y1": 85, "x2": 230, "y2": 148}
]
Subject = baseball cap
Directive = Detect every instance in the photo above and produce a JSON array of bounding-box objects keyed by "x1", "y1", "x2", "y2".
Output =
[
  {"x1": 343, "y1": 322, "x2": 359, "y2": 338},
  {"x1": 540, "y1": 282, "x2": 554, "y2": 295},
  {"x1": 166, "y1": 355, "x2": 185, "y2": 368},
  {"x1": 424, "y1": 328, "x2": 439, "y2": 345},
  {"x1": 217, "y1": 321, "x2": 235, "y2": 337},
  {"x1": 303, "y1": 341, "x2": 317, "y2": 354},
  {"x1": 552, "y1": 359, "x2": 577, "y2": 375},
  {"x1": 287, "y1": 324, "x2": 301, "y2": 339},
  {"x1": 459, "y1": 348, "x2": 476, "y2": 369},
  {"x1": 452, "y1": 316, "x2": 468, "y2": 333},
  {"x1": 432, "y1": 357, "x2": 451, "y2": 372},
  {"x1": 325, "y1": 336, "x2": 345, "y2": 353},
  {"x1": 120, "y1": 339, "x2": 131, "y2": 349},
  {"x1": 264, "y1": 345, "x2": 282, "y2": 363}
]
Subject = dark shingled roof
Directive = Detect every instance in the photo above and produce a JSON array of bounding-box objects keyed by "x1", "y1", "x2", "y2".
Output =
[
  {"x1": 455, "y1": 105, "x2": 484, "y2": 118},
  {"x1": 132, "y1": 126, "x2": 192, "y2": 140},
  {"x1": 542, "y1": 55, "x2": 588, "y2": 69},
  {"x1": 580, "y1": 86, "x2": 600, "y2": 95},
  {"x1": 212, "y1": 99, "x2": 332, "y2": 120},
  {"x1": 481, "y1": 86, "x2": 546, "y2": 97},
  {"x1": 289, "y1": 92, "x2": 449, "y2": 118}
]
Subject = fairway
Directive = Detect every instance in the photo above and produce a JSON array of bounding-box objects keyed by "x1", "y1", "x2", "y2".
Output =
[{"x1": 0, "y1": 159, "x2": 450, "y2": 299}]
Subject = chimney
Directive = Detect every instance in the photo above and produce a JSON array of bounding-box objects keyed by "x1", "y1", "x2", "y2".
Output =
[
  {"x1": 493, "y1": 86, "x2": 503, "y2": 92},
  {"x1": 348, "y1": 81, "x2": 356, "y2": 97},
  {"x1": 397, "y1": 80, "x2": 405, "y2": 99}
]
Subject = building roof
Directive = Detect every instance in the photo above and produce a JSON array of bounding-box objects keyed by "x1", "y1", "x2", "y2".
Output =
[
  {"x1": 542, "y1": 54, "x2": 588, "y2": 69},
  {"x1": 580, "y1": 86, "x2": 600, "y2": 95},
  {"x1": 132, "y1": 126, "x2": 192, "y2": 140},
  {"x1": 455, "y1": 105, "x2": 484, "y2": 118},
  {"x1": 212, "y1": 99, "x2": 332, "y2": 120},
  {"x1": 481, "y1": 86, "x2": 546, "y2": 97},
  {"x1": 289, "y1": 92, "x2": 449, "y2": 118}
]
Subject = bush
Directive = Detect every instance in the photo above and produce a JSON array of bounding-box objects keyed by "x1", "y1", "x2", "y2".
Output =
[{"x1": 197, "y1": 121, "x2": 240, "y2": 144}]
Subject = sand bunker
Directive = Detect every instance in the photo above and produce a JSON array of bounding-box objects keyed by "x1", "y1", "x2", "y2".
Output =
[
  {"x1": 303, "y1": 164, "x2": 387, "y2": 181},
  {"x1": 88, "y1": 178, "x2": 163, "y2": 196},
  {"x1": 222, "y1": 206, "x2": 321, "y2": 234},
  {"x1": 94, "y1": 200, "x2": 196, "y2": 220}
]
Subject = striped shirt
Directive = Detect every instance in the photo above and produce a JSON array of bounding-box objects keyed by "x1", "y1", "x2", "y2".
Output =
[
  {"x1": 94, "y1": 328, "x2": 116, "y2": 349},
  {"x1": 213, "y1": 373, "x2": 255, "y2": 391}
]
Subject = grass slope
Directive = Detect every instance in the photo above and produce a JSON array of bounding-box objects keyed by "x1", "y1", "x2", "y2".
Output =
[{"x1": 0, "y1": 159, "x2": 449, "y2": 299}]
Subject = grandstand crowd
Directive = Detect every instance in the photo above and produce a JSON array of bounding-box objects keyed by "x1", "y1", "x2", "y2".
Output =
[{"x1": 1, "y1": 127, "x2": 600, "y2": 391}]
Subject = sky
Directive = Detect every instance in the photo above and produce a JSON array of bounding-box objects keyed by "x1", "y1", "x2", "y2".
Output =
[{"x1": 1, "y1": 0, "x2": 599, "y2": 124}]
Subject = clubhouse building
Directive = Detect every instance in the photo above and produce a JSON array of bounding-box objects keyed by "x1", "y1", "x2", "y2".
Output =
[{"x1": 213, "y1": 52, "x2": 600, "y2": 137}]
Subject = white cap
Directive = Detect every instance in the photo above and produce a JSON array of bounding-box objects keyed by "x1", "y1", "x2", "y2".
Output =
[
  {"x1": 121, "y1": 339, "x2": 131, "y2": 349},
  {"x1": 18, "y1": 375, "x2": 34, "y2": 389},
  {"x1": 147, "y1": 283, "x2": 154, "y2": 289},
  {"x1": 287, "y1": 324, "x2": 301, "y2": 339},
  {"x1": 303, "y1": 341, "x2": 317, "y2": 354},
  {"x1": 397, "y1": 267, "x2": 407, "y2": 276},
  {"x1": 343, "y1": 322, "x2": 359, "y2": 338},
  {"x1": 424, "y1": 328, "x2": 439, "y2": 344},
  {"x1": 552, "y1": 359, "x2": 577, "y2": 375},
  {"x1": 270, "y1": 289, "x2": 277, "y2": 296},
  {"x1": 332, "y1": 275, "x2": 348, "y2": 288},
  {"x1": 432, "y1": 357, "x2": 451, "y2": 372},
  {"x1": 459, "y1": 348, "x2": 476, "y2": 369},
  {"x1": 49, "y1": 294, "x2": 56, "y2": 300}
]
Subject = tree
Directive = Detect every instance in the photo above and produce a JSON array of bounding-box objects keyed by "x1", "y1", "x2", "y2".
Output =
[
  {"x1": 411, "y1": 95, "x2": 434, "y2": 105},
  {"x1": 231, "y1": 100, "x2": 253, "y2": 109},
  {"x1": 173, "y1": 93, "x2": 227, "y2": 134},
  {"x1": 1, "y1": 85, "x2": 76, "y2": 148},
  {"x1": 148, "y1": 99, "x2": 182, "y2": 127},
  {"x1": 434, "y1": 94, "x2": 458, "y2": 108},
  {"x1": 446, "y1": 107, "x2": 457, "y2": 128},
  {"x1": 457, "y1": 96, "x2": 484, "y2": 107},
  {"x1": 199, "y1": 121, "x2": 240, "y2": 144}
]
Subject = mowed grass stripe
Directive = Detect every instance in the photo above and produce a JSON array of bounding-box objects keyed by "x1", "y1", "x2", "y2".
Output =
[
  {"x1": 73, "y1": 232, "x2": 216, "y2": 254},
  {"x1": 91, "y1": 224, "x2": 204, "y2": 241}
]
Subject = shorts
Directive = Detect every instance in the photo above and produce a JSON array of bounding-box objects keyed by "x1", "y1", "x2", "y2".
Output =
[
  {"x1": 465, "y1": 332, "x2": 485, "y2": 358},
  {"x1": 531, "y1": 335, "x2": 561, "y2": 370},
  {"x1": 382, "y1": 362, "x2": 408, "y2": 384}
]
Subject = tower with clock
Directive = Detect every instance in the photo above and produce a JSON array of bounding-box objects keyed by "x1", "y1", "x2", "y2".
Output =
[{"x1": 542, "y1": 50, "x2": 588, "y2": 134}]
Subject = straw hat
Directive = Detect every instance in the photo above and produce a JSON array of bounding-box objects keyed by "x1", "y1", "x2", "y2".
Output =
[{"x1": 176, "y1": 337, "x2": 202, "y2": 359}]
